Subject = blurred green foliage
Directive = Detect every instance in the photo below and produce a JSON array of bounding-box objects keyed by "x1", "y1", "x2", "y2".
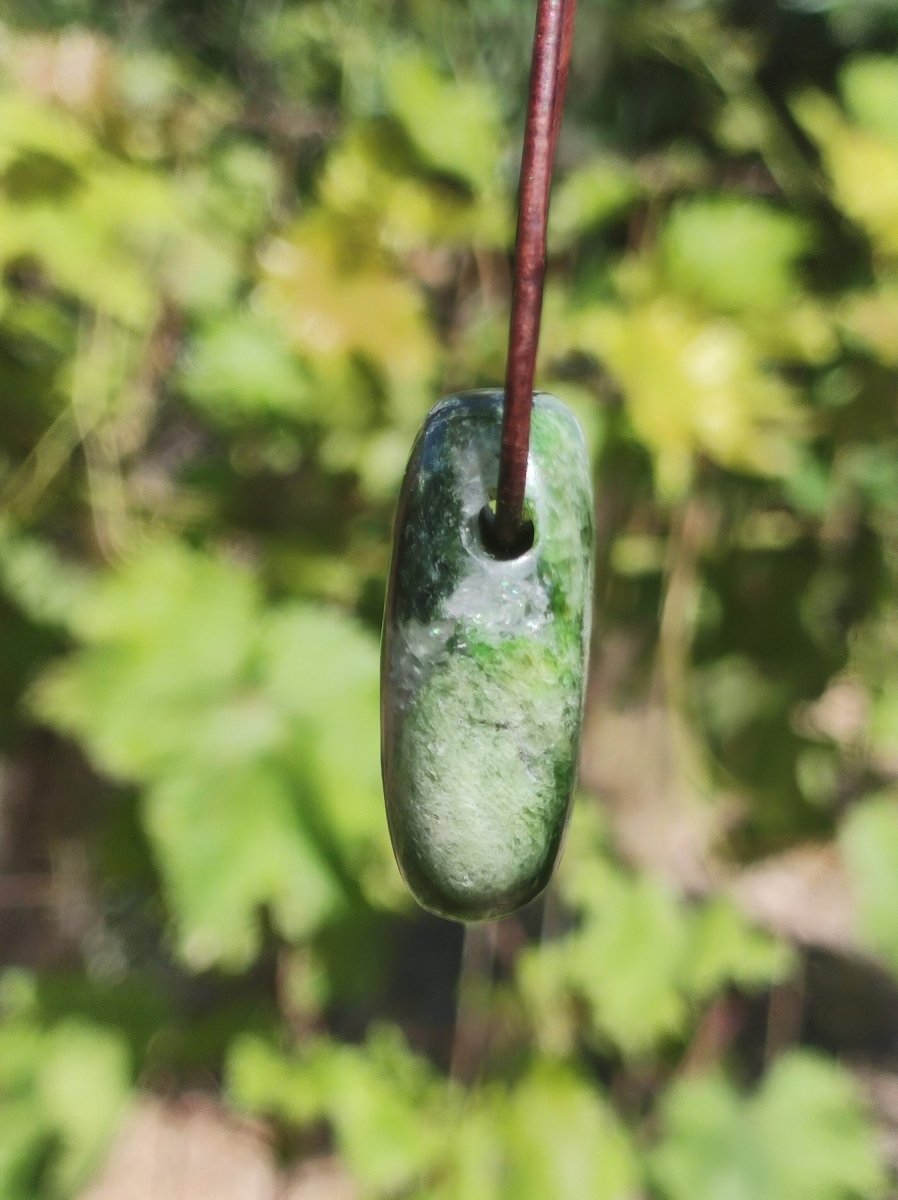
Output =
[{"x1": 2, "y1": 0, "x2": 898, "y2": 1196}]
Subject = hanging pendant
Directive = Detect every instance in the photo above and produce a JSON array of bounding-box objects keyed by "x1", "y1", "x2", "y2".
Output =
[
  {"x1": 381, "y1": 0, "x2": 584, "y2": 921},
  {"x1": 381, "y1": 389, "x2": 594, "y2": 921}
]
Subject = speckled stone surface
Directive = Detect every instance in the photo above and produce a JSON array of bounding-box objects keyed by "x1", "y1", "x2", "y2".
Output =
[{"x1": 381, "y1": 390, "x2": 594, "y2": 921}]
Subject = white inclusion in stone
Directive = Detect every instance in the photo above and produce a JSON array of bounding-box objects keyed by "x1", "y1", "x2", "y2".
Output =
[
  {"x1": 391, "y1": 534, "x2": 551, "y2": 711},
  {"x1": 442, "y1": 566, "x2": 550, "y2": 639},
  {"x1": 451, "y1": 430, "x2": 498, "y2": 522},
  {"x1": 390, "y1": 616, "x2": 457, "y2": 709}
]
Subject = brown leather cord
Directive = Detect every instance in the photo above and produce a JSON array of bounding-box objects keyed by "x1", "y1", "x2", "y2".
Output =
[{"x1": 492, "y1": 0, "x2": 576, "y2": 553}]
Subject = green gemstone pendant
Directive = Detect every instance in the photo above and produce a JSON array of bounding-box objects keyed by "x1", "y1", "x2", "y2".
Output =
[{"x1": 381, "y1": 390, "x2": 594, "y2": 921}]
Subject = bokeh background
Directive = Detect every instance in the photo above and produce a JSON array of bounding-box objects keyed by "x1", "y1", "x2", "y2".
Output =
[{"x1": 3, "y1": 0, "x2": 898, "y2": 1195}]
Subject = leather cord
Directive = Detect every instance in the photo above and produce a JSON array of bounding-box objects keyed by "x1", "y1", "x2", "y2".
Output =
[{"x1": 493, "y1": 0, "x2": 576, "y2": 552}]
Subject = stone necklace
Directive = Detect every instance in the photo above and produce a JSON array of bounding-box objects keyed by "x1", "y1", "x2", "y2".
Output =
[{"x1": 381, "y1": 0, "x2": 593, "y2": 922}]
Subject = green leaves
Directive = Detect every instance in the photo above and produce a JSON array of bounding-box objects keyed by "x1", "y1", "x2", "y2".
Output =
[
  {"x1": 549, "y1": 158, "x2": 640, "y2": 249},
  {"x1": 652, "y1": 1052, "x2": 886, "y2": 1200},
  {"x1": 0, "y1": 88, "x2": 243, "y2": 328},
  {"x1": 0, "y1": 94, "x2": 164, "y2": 326},
  {"x1": 384, "y1": 55, "x2": 501, "y2": 194},
  {"x1": 228, "y1": 1029, "x2": 451, "y2": 1194},
  {"x1": 840, "y1": 793, "x2": 898, "y2": 974},
  {"x1": 795, "y1": 59, "x2": 898, "y2": 259},
  {"x1": 258, "y1": 215, "x2": 437, "y2": 426},
  {"x1": 589, "y1": 298, "x2": 801, "y2": 498},
  {"x1": 178, "y1": 314, "x2": 313, "y2": 424},
  {"x1": 841, "y1": 56, "x2": 898, "y2": 144},
  {"x1": 145, "y1": 761, "x2": 340, "y2": 969},
  {"x1": 35, "y1": 540, "x2": 260, "y2": 781},
  {"x1": 652, "y1": 1073, "x2": 762, "y2": 1200},
  {"x1": 263, "y1": 606, "x2": 387, "y2": 883},
  {"x1": 34, "y1": 1021, "x2": 131, "y2": 1196},
  {"x1": 228, "y1": 1033, "x2": 639, "y2": 1200},
  {"x1": 0, "y1": 980, "x2": 131, "y2": 1200},
  {"x1": 498, "y1": 1066, "x2": 639, "y2": 1200},
  {"x1": 33, "y1": 540, "x2": 394, "y2": 970},
  {"x1": 660, "y1": 198, "x2": 809, "y2": 313},
  {"x1": 518, "y1": 814, "x2": 790, "y2": 1055}
]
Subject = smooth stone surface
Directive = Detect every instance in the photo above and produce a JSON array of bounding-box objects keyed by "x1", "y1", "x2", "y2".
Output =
[{"x1": 381, "y1": 390, "x2": 595, "y2": 921}]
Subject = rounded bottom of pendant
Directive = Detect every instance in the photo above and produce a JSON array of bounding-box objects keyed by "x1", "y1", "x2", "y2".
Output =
[{"x1": 401, "y1": 861, "x2": 556, "y2": 924}]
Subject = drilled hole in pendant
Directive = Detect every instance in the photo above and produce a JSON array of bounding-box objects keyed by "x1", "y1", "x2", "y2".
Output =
[{"x1": 478, "y1": 500, "x2": 536, "y2": 561}]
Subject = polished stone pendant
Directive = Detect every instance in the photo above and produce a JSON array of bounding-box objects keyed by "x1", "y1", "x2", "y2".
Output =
[{"x1": 381, "y1": 389, "x2": 594, "y2": 922}]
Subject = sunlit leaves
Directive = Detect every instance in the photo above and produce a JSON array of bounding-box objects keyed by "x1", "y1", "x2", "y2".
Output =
[
  {"x1": 32, "y1": 540, "x2": 395, "y2": 969},
  {"x1": 684, "y1": 898, "x2": 793, "y2": 996},
  {"x1": 258, "y1": 215, "x2": 437, "y2": 424},
  {"x1": 262, "y1": 606, "x2": 385, "y2": 877},
  {"x1": 35, "y1": 539, "x2": 260, "y2": 780},
  {"x1": 660, "y1": 198, "x2": 810, "y2": 313},
  {"x1": 518, "y1": 818, "x2": 790, "y2": 1055},
  {"x1": 313, "y1": 50, "x2": 511, "y2": 254},
  {"x1": 652, "y1": 1073, "x2": 761, "y2": 1200},
  {"x1": 840, "y1": 55, "x2": 898, "y2": 144},
  {"x1": 839, "y1": 281, "x2": 898, "y2": 364},
  {"x1": 249, "y1": 0, "x2": 392, "y2": 113},
  {"x1": 498, "y1": 1065, "x2": 640, "y2": 1200},
  {"x1": 795, "y1": 82, "x2": 898, "y2": 259},
  {"x1": 0, "y1": 83, "x2": 252, "y2": 328},
  {"x1": 320, "y1": 123, "x2": 511, "y2": 249},
  {"x1": 316, "y1": 1031, "x2": 451, "y2": 1194},
  {"x1": 0, "y1": 521, "x2": 90, "y2": 629},
  {"x1": 384, "y1": 56, "x2": 501, "y2": 195},
  {"x1": 228, "y1": 1032, "x2": 640, "y2": 1200},
  {"x1": 557, "y1": 193, "x2": 815, "y2": 498},
  {"x1": 35, "y1": 1021, "x2": 131, "y2": 1195},
  {"x1": 0, "y1": 95, "x2": 173, "y2": 326},
  {"x1": 229, "y1": 1029, "x2": 451, "y2": 1194},
  {"x1": 0, "y1": 989, "x2": 131, "y2": 1200},
  {"x1": 840, "y1": 793, "x2": 898, "y2": 974},
  {"x1": 178, "y1": 313, "x2": 313, "y2": 423},
  {"x1": 549, "y1": 158, "x2": 640, "y2": 250},
  {"x1": 589, "y1": 299, "x2": 801, "y2": 497},
  {"x1": 651, "y1": 1052, "x2": 886, "y2": 1200},
  {"x1": 145, "y1": 762, "x2": 340, "y2": 970}
]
